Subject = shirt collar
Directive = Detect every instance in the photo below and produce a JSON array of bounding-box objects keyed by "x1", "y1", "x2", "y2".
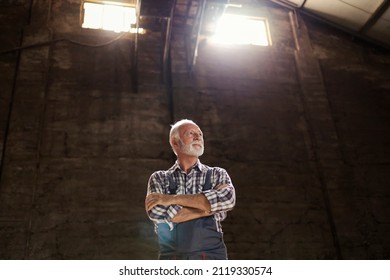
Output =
[{"x1": 169, "y1": 159, "x2": 204, "y2": 173}]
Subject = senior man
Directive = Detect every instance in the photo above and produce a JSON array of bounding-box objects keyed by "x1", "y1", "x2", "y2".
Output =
[{"x1": 145, "y1": 119, "x2": 236, "y2": 260}]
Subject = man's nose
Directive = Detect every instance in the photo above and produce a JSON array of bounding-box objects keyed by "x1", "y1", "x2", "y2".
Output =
[{"x1": 193, "y1": 133, "x2": 201, "y2": 139}]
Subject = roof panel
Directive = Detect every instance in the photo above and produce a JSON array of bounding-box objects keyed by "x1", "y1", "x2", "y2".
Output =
[
  {"x1": 340, "y1": 0, "x2": 384, "y2": 13},
  {"x1": 269, "y1": 0, "x2": 390, "y2": 48},
  {"x1": 304, "y1": 0, "x2": 371, "y2": 31}
]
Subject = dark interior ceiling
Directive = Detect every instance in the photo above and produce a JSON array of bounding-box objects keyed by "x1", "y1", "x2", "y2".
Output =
[
  {"x1": 138, "y1": 0, "x2": 390, "y2": 49},
  {"x1": 90, "y1": 0, "x2": 389, "y2": 93},
  {"x1": 269, "y1": 0, "x2": 390, "y2": 49}
]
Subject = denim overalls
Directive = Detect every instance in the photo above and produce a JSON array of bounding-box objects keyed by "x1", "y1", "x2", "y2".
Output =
[{"x1": 157, "y1": 169, "x2": 227, "y2": 260}]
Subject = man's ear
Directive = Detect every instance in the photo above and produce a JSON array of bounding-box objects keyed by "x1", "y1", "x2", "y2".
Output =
[
  {"x1": 171, "y1": 137, "x2": 179, "y2": 149},
  {"x1": 170, "y1": 137, "x2": 180, "y2": 155}
]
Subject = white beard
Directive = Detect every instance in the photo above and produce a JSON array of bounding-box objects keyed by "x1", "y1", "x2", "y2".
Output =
[{"x1": 179, "y1": 140, "x2": 204, "y2": 157}]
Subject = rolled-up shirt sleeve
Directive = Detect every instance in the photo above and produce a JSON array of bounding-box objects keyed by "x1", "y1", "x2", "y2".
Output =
[
  {"x1": 203, "y1": 168, "x2": 236, "y2": 213},
  {"x1": 146, "y1": 172, "x2": 182, "y2": 224}
]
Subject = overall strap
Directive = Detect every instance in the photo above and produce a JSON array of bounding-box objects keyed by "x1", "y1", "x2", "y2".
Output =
[
  {"x1": 167, "y1": 173, "x2": 177, "y2": 194},
  {"x1": 202, "y1": 169, "x2": 213, "y2": 191}
]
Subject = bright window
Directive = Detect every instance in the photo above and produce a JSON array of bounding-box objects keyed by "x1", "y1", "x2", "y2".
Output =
[
  {"x1": 213, "y1": 14, "x2": 271, "y2": 46},
  {"x1": 82, "y1": 1, "x2": 137, "y2": 33}
]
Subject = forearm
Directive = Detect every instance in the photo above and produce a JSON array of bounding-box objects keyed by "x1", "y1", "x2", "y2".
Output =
[
  {"x1": 146, "y1": 192, "x2": 210, "y2": 212},
  {"x1": 171, "y1": 207, "x2": 212, "y2": 223},
  {"x1": 171, "y1": 193, "x2": 211, "y2": 212}
]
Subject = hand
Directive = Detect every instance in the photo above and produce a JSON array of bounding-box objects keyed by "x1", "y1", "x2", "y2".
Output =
[{"x1": 145, "y1": 193, "x2": 172, "y2": 211}]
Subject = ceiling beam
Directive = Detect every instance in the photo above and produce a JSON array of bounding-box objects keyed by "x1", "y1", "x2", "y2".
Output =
[
  {"x1": 359, "y1": 0, "x2": 390, "y2": 34},
  {"x1": 162, "y1": 0, "x2": 177, "y2": 84}
]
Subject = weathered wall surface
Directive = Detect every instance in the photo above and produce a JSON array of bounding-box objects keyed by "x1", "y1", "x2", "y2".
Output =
[{"x1": 0, "y1": 1, "x2": 389, "y2": 259}]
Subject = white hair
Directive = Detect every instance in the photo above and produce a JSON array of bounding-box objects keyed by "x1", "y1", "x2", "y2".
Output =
[{"x1": 169, "y1": 119, "x2": 199, "y2": 154}]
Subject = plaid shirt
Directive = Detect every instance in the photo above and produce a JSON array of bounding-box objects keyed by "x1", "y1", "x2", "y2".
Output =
[{"x1": 146, "y1": 160, "x2": 236, "y2": 232}]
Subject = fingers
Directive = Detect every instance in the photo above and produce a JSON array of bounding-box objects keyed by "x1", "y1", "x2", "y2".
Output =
[
  {"x1": 145, "y1": 193, "x2": 165, "y2": 211},
  {"x1": 145, "y1": 194, "x2": 158, "y2": 211},
  {"x1": 145, "y1": 199, "x2": 157, "y2": 211},
  {"x1": 145, "y1": 200, "x2": 152, "y2": 211}
]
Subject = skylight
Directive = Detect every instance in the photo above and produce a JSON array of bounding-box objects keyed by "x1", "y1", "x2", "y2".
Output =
[
  {"x1": 82, "y1": 1, "x2": 138, "y2": 33},
  {"x1": 212, "y1": 14, "x2": 271, "y2": 46}
]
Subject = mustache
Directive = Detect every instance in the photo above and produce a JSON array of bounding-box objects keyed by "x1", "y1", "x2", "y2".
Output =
[{"x1": 191, "y1": 141, "x2": 203, "y2": 146}]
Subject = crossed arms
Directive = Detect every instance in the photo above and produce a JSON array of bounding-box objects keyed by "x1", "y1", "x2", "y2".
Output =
[
  {"x1": 145, "y1": 169, "x2": 236, "y2": 224},
  {"x1": 145, "y1": 184, "x2": 230, "y2": 223}
]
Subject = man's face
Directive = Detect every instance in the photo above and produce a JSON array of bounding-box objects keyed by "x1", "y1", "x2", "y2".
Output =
[{"x1": 177, "y1": 123, "x2": 204, "y2": 157}]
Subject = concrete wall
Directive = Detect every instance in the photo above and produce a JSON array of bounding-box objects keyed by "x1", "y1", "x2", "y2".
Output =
[{"x1": 0, "y1": 1, "x2": 389, "y2": 259}]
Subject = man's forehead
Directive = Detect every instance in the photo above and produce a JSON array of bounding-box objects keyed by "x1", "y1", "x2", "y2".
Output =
[{"x1": 179, "y1": 123, "x2": 202, "y2": 133}]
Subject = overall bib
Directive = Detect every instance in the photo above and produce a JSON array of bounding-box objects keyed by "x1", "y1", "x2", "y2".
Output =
[{"x1": 157, "y1": 169, "x2": 227, "y2": 260}]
